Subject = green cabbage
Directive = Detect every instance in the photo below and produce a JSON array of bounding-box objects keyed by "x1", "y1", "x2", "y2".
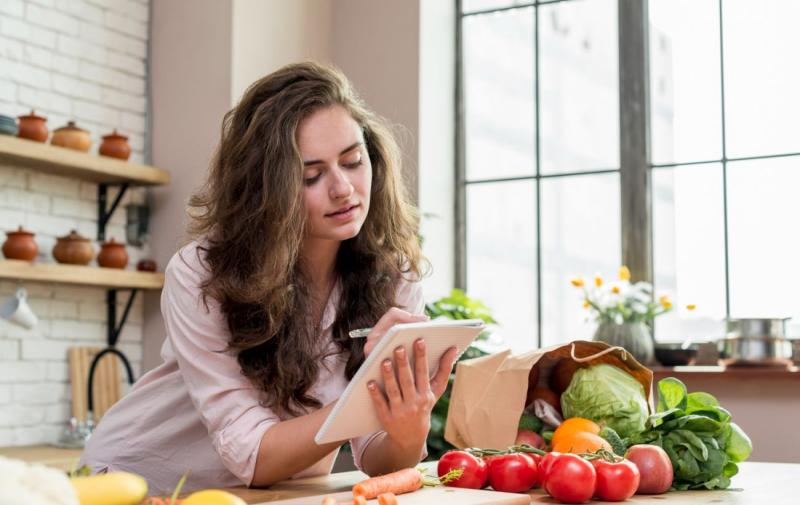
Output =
[{"x1": 560, "y1": 364, "x2": 649, "y2": 438}]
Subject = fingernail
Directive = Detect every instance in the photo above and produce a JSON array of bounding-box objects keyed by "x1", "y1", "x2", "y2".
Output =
[
  {"x1": 416, "y1": 339, "x2": 425, "y2": 349},
  {"x1": 368, "y1": 381, "x2": 376, "y2": 390},
  {"x1": 395, "y1": 346, "x2": 405, "y2": 356},
  {"x1": 383, "y1": 359, "x2": 391, "y2": 369}
]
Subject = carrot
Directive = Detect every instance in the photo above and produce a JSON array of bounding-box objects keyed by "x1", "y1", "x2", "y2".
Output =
[
  {"x1": 352, "y1": 467, "x2": 423, "y2": 499},
  {"x1": 320, "y1": 496, "x2": 336, "y2": 505},
  {"x1": 378, "y1": 492, "x2": 399, "y2": 505},
  {"x1": 354, "y1": 496, "x2": 367, "y2": 505}
]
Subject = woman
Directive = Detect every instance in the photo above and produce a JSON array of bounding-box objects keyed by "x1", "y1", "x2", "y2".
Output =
[{"x1": 80, "y1": 62, "x2": 457, "y2": 493}]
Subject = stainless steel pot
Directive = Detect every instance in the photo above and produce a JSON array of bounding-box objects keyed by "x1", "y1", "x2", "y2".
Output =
[
  {"x1": 718, "y1": 336, "x2": 793, "y2": 366},
  {"x1": 718, "y1": 318, "x2": 793, "y2": 366},
  {"x1": 726, "y1": 318, "x2": 788, "y2": 338}
]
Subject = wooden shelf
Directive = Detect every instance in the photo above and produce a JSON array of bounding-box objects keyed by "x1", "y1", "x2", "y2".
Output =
[
  {"x1": 0, "y1": 260, "x2": 164, "y2": 290},
  {"x1": 0, "y1": 135, "x2": 169, "y2": 186},
  {"x1": 650, "y1": 364, "x2": 799, "y2": 376}
]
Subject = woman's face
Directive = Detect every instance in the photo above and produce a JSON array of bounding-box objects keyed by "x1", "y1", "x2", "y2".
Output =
[{"x1": 297, "y1": 105, "x2": 372, "y2": 244}]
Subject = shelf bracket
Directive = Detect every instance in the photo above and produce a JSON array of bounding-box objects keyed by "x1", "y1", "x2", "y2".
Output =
[
  {"x1": 85, "y1": 289, "x2": 137, "y2": 418},
  {"x1": 97, "y1": 183, "x2": 129, "y2": 241}
]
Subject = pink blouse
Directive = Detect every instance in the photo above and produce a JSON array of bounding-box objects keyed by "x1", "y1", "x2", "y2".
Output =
[{"x1": 80, "y1": 241, "x2": 425, "y2": 494}]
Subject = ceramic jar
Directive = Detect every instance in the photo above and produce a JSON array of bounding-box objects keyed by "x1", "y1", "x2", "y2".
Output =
[
  {"x1": 135, "y1": 259, "x2": 157, "y2": 272},
  {"x1": 53, "y1": 230, "x2": 94, "y2": 265},
  {"x1": 97, "y1": 238, "x2": 128, "y2": 269},
  {"x1": 51, "y1": 121, "x2": 91, "y2": 152},
  {"x1": 0, "y1": 114, "x2": 18, "y2": 136},
  {"x1": 2, "y1": 226, "x2": 38, "y2": 261},
  {"x1": 17, "y1": 110, "x2": 48, "y2": 142},
  {"x1": 99, "y1": 129, "x2": 131, "y2": 160}
]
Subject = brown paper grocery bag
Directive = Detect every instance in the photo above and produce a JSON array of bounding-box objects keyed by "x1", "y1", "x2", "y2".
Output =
[{"x1": 444, "y1": 340, "x2": 654, "y2": 450}]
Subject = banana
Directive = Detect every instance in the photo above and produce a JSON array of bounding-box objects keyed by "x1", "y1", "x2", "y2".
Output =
[{"x1": 70, "y1": 472, "x2": 148, "y2": 505}]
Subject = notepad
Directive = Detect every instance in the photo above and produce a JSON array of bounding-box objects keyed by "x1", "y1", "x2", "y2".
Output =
[{"x1": 315, "y1": 318, "x2": 486, "y2": 445}]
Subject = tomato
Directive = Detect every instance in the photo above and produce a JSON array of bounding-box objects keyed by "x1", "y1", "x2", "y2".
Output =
[
  {"x1": 437, "y1": 450, "x2": 488, "y2": 489},
  {"x1": 515, "y1": 429, "x2": 546, "y2": 449},
  {"x1": 545, "y1": 453, "x2": 596, "y2": 504},
  {"x1": 538, "y1": 451, "x2": 562, "y2": 489},
  {"x1": 487, "y1": 453, "x2": 538, "y2": 493},
  {"x1": 592, "y1": 458, "x2": 640, "y2": 501},
  {"x1": 624, "y1": 445, "x2": 673, "y2": 494}
]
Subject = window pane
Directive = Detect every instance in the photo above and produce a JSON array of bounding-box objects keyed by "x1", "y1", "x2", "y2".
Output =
[
  {"x1": 724, "y1": 1, "x2": 800, "y2": 157},
  {"x1": 649, "y1": 0, "x2": 722, "y2": 165},
  {"x1": 463, "y1": 8, "x2": 536, "y2": 180},
  {"x1": 541, "y1": 173, "x2": 620, "y2": 347},
  {"x1": 728, "y1": 156, "x2": 800, "y2": 318},
  {"x1": 540, "y1": 0, "x2": 619, "y2": 174},
  {"x1": 652, "y1": 164, "x2": 727, "y2": 343},
  {"x1": 467, "y1": 181, "x2": 538, "y2": 352},
  {"x1": 463, "y1": 0, "x2": 528, "y2": 14}
]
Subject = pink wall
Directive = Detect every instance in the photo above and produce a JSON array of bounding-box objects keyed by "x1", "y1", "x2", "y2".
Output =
[{"x1": 144, "y1": 0, "x2": 234, "y2": 369}]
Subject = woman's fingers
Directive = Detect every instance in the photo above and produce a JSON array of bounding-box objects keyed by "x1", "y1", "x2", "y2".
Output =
[
  {"x1": 393, "y1": 346, "x2": 416, "y2": 399},
  {"x1": 430, "y1": 346, "x2": 459, "y2": 397},
  {"x1": 380, "y1": 358, "x2": 403, "y2": 405},
  {"x1": 413, "y1": 339, "x2": 431, "y2": 393},
  {"x1": 364, "y1": 308, "x2": 428, "y2": 357},
  {"x1": 367, "y1": 380, "x2": 391, "y2": 424}
]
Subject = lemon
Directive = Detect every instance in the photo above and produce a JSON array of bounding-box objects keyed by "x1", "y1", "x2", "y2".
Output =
[{"x1": 182, "y1": 489, "x2": 247, "y2": 505}]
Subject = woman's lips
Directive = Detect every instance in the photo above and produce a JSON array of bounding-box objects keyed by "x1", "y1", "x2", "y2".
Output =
[{"x1": 326, "y1": 204, "x2": 360, "y2": 221}]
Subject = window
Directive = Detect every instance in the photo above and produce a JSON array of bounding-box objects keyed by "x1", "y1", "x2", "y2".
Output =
[{"x1": 459, "y1": 0, "x2": 800, "y2": 350}]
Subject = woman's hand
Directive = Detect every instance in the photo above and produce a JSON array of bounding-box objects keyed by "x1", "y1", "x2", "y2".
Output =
[
  {"x1": 367, "y1": 338, "x2": 459, "y2": 452},
  {"x1": 364, "y1": 307, "x2": 428, "y2": 357}
]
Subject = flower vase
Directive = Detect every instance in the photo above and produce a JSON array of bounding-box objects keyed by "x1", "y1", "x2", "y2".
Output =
[{"x1": 593, "y1": 321, "x2": 655, "y2": 365}]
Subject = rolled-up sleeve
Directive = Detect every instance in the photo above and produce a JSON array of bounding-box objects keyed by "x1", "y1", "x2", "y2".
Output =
[
  {"x1": 161, "y1": 251, "x2": 279, "y2": 485},
  {"x1": 349, "y1": 277, "x2": 427, "y2": 470}
]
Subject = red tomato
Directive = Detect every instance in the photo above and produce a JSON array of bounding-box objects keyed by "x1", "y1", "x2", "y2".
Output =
[
  {"x1": 624, "y1": 445, "x2": 673, "y2": 494},
  {"x1": 592, "y1": 458, "x2": 641, "y2": 501},
  {"x1": 545, "y1": 453, "x2": 596, "y2": 504},
  {"x1": 487, "y1": 453, "x2": 538, "y2": 493},
  {"x1": 437, "y1": 450, "x2": 488, "y2": 489},
  {"x1": 538, "y1": 451, "x2": 562, "y2": 489}
]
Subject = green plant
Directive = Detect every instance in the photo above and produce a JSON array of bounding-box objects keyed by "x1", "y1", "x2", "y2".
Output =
[{"x1": 424, "y1": 289, "x2": 497, "y2": 460}]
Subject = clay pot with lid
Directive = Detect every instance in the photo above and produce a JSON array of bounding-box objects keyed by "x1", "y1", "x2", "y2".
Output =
[
  {"x1": 17, "y1": 110, "x2": 48, "y2": 142},
  {"x1": 2, "y1": 226, "x2": 38, "y2": 261},
  {"x1": 99, "y1": 129, "x2": 131, "y2": 161},
  {"x1": 97, "y1": 238, "x2": 128, "y2": 269},
  {"x1": 53, "y1": 230, "x2": 94, "y2": 265},
  {"x1": 51, "y1": 121, "x2": 91, "y2": 152}
]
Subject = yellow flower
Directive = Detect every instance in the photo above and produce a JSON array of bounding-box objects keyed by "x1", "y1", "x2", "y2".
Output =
[
  {"x1": 595, "y1": 276, "x2": 603, "y2": 287},
  {"x1": 659, "y1": 295, "x2": 673, "y2": 310},
  {"x1": 619, "y1": 265, "x2": 631, "y2": 281},
  {"x1": 612, "y1": 285, "x2": 621, "y2": 294},
  {"x1": 570, "y1": 277, "x2": 585, "y2": 288},
  {"x1": 583, "y1": 299, "x2": 591, "y2": 309},
  {"x1": 686, "y1": 304, "x2": 696, "y2": 311}
]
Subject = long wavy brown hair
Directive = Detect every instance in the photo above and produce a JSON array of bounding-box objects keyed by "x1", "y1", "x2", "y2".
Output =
[{"x1": 187, "y1": 62, "x2": 425, "y2": 416}]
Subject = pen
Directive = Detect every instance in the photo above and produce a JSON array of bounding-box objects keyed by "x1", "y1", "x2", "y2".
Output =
[{"x1": 348, "y1": 327, "x2": 372, "y2": 339}]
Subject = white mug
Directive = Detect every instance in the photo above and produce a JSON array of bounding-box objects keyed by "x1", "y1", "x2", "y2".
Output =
[{"x1": 0, "y1": 287, "x2": 38, "y2": 329}]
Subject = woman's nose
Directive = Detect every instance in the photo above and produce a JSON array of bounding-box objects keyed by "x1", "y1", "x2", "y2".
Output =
[{"x1": 329, "y1": 167, "x2": 354, "y2": 199}]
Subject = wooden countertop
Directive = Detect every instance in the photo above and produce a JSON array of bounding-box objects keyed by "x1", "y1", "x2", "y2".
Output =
[
  {"x1": 225, "y1": 461, "x2": 798, "y2": 504},
  {"x1": 0, "y1": 446, "x2": 795, "y2": 503}
]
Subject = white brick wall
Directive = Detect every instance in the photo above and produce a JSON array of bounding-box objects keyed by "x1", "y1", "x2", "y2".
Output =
[{"x1": 0, "y1": 0, "x2": 150, "y2": 447}]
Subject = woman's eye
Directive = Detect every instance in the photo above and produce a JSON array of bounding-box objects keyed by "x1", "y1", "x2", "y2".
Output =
[
  {"x1": 343, "y1": 156, "x2": 363, "y2": 169},
  {"x1": 304, "y1": 173, "x2": 321, "y2": 186}
]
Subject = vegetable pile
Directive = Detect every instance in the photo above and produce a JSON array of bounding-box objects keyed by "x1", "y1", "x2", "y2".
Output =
[{"x1": 624, "y1": 377, "x2": 753, "y2": 490}]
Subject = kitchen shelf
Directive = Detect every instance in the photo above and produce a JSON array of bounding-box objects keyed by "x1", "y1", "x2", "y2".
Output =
[
  {"x1": 0, "y1": 135, "x2": 169, "y2": 186},
  {"x1": 0, "y1": 260, "x2": 164, "y2": 290},
  {"x1": 650, "y1": 364, "x2": 798, "y2": 376}
]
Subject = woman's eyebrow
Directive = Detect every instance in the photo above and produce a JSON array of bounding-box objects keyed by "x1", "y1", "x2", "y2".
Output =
[{"x1": 303, "y1": 141, "x2": 363, "y2": 166}]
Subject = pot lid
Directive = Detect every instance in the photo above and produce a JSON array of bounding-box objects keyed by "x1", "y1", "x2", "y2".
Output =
[
  {"x1": 101, "y1": 129, "x2": 128, "y2": 140},
  {"x1": 18, "y1": 109, "x2": 46, "y2": 121},
  {"x1": 54, "y1": 120, "x2": 88, "y2": 133},
  {"x1": 6, "y1": 225, "x2": 34, "y2": 236},
  {"x1": 101, "y1": 237, "x2": 125, "y2": 246},
  {"x1": 57, "y1": 229, "x2": 89, "y2": 242}
]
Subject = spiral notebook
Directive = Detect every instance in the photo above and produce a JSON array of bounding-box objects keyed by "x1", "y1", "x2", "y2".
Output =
[{"x1": 315, "y1": 318, "x2": 486, "y2": 445}]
